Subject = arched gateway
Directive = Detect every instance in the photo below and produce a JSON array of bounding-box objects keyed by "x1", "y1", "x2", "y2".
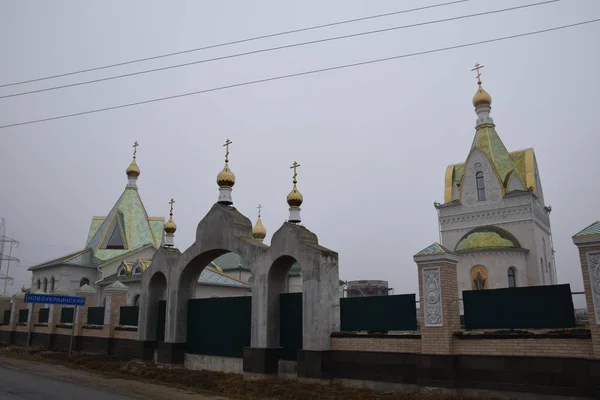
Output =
[{"x1": 138, "y1": 145, "x2": 339, "y2": 376}]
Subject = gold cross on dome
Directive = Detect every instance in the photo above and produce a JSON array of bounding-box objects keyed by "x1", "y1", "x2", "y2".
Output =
[
  {"x1": 257, "y1": 204, "x2": 263, "y2": 217},
  {"x1": 132, "y1": 141, "x2": 139, "y2": 159},
  {"x1": 290, "y1": 161, "x2": 300, "y2": 183},
  {"x1": 223, "y1": 139, "x2": 232, "y2": 162},
  {"x1": 169, "y1": 198, "x2": 175, "y2": 216},
  {"x1": 471, "y1": 63, "x2": 484, "y2": 85}
]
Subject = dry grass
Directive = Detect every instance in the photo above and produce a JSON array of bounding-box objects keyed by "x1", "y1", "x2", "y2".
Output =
[{"x1": 0, "y1": 346, "x2": 501, "y2": 400}]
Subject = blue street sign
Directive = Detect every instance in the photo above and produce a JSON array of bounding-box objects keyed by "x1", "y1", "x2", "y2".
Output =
[{"x1": 24, "y1": 293, "x2": 86, "y2": 306}]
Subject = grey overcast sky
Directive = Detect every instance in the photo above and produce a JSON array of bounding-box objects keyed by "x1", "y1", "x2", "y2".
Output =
[{"x1": 0, "y1": 0, "x2": 599, "y2": 302}]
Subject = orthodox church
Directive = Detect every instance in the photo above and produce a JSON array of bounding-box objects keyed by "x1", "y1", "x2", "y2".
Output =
[
  {"x1": 27, "y1": 144, "x2": 311, "y2": 304},
  {"x1": 432, "y1": 65, "x2": 557, "y2": 294}
]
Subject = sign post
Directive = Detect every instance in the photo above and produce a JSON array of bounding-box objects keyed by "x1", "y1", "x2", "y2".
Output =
[
  {"x1": 26, "y1": 302, "x2": 33, "y2": 351},
  {"x1": 25, "y1": 293, "x2": 86, "y2": 357}
]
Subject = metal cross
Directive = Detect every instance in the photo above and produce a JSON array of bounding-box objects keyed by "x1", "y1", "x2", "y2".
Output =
[
  {"x1": 257, "y1": 204, "x2": 263, "y2": 217},
  {"x1": 169, "y1": 198, "x2": 175, "y2": 216},
  {"x1": 471, "y1": 63, "x2": 484, "y2": 85},
  {"x1": 133, "y1": 141, "x2": 139, "y2": 159},
  {"x1": 223, "y1": 139, "x2": 232, "y2": 162},
  {"x1": 290, "y1": 161, "x2": 300, "y2": 183}
]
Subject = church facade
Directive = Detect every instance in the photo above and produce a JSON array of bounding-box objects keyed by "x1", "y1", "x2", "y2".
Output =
[{"x1": 435, "y1": 67, "x2": 557, "y2": 295}]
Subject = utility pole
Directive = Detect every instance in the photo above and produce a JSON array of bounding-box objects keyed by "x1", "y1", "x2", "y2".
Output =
[{"x1": 0, "y1": 218, "x2": 20, "y2": 294}]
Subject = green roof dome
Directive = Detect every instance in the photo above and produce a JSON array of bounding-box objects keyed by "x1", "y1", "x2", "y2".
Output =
[{"x1": 455, "y1": 226, "x2": 521, "y2": 252}]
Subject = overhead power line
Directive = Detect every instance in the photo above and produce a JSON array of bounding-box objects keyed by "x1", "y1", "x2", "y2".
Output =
[
  {"x1": 0, "y1": 18, "x2": 597, "y2": 130},
  {"x1": 0, "y1": 1, "x2": 558, "y2": 100},
  {"x1": 0, "y1": 0, "x2": 470, "y2": 89}
]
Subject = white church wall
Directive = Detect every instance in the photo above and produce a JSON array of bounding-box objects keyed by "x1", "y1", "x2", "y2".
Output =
[
  {"x1": 31, "y1": 265, "x2": 99, "y2": 295},
  {"x1": 457, "y1": 250, "x2": 529, "y2": 295},
  {"x1": 460, "y1": 149, "x2": 503, "y2": 206}
]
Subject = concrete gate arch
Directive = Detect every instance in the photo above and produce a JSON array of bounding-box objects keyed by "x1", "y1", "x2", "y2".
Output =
[
  {"x1": 246, "y1": 222, "x2": 339, "y2": 374},
  {"x1": 139, "y1": 203, "x2": 268, "y2": 359}
]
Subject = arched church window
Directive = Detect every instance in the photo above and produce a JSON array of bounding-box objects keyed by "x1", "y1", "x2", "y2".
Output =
[
  {"x1": 132, "y1": 294, "x2": 140, "y2": 306},
  {"x1": 43, "y1": 278, "x2": 48, "y2": 293},
  {"x1": 80, "y1": 278, "x2": 90, "y2": 287},
  {"x1": 508, "y1": 267, "x2": 516, "y2": 288},
  {"x1": 133, "y1": 266, "x2": 142, "y2": 275},
  {"x1": 36, "y1": 279, "x2": 41, "y2": 290},
  {"x1": 50, "y1": 277, "x2": 55, "y2": 292},
  {"x1": 118, "y1": 267, "x2": 126, "y2": 277},
  {"x1": 476, "y1": 172, "x2": 486, "y2": 201}
]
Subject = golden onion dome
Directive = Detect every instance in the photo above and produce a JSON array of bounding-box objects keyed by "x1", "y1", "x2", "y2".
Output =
[
  {"x1": 287, "y1": 184, "x2": 303, "y2": 208},
  {"x1": 252, "y1": 216, "x2": 267, "y2": 240},
  {"x1": 164, "y1": 216, "x2": 177, "y2": 235},
  {"x1": 217, "y1": 163, "x2": 235, "y2": 188},
  {"x1": 126, "y1": 159, "x2": 140, "y2": 177},
  {"x1": 472, "y1": 84, "x2": 492, "y2": 108}
]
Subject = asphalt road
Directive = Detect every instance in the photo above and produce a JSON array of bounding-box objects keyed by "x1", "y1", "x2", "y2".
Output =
[{"x1": 0, "y1": 365, "x2": 137, "y2": 400}]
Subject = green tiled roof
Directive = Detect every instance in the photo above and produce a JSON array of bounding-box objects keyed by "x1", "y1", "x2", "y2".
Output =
[
  {"x1": 86, "y1": 218, "x2": 104, "y2": 246},
  {"x1": 471, "y1": 126, "x2": 518, "y2": 186},
  {"x1": 29, "y1": 248, "x2": 100, "y2": 270},
  {"x1": 30, "y1": 182, "x2": 164, "y2": 272},
  {"x1": 455, "y1": 226, "x2": 521, "y2": 252},
  {"x1": 87, "y1": 187, "x2": 162, "y2": 261},
  {"x1": 414, "y1": 242, "x2": 455, "y2": 257},
  {"x1": 212, "y1": 252, "x2": 301, "y2": 276},
  {"x1": 573, "y1": 221, "x2": 600, "y2": 238}
]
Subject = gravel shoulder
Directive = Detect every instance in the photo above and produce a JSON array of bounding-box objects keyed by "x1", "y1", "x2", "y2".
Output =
[{"x1": 0, "y1": 355, "x2": 226, "y2": 400}]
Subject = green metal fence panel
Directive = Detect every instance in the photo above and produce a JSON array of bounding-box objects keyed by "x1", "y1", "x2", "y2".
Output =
[
  {"x1": 187, "y1": 296, "x2": 251, "y2": 358},
  {"x1": 156, "y1": 300, "x2": 166, "y2": 342},
  {"x1": 340, "y1": 294, "x2": 417, "y2": 332},
  {"x1": 60, "y1": 307, "x2": 74, "y2": 324},
  {"x1": 18, "y1": 309, "x2": 29, "y2": 323},
  {"x1": 119, "y1": 306, "x2": 139, "y2": 326},
  {"x1": 2, "y1": 310, "x2": 9, "y2": 324},
  {"x1": 280, "y1": 293, "x2": 302, "y2": 361},
  {"x1": 463, "y1": 284, "x2": 576, "y2": 330},
  {"x1": 38, "y1": 308, "x2": 49, "y2": 323},
  {"x1": 87, "y1": 307, "x2": 105, "y2": 325}
]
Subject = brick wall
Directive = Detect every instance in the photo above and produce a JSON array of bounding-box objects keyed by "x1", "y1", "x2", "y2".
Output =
[
  {"x1": 331, "y1": 336, "x2": 421, "y2": 353},
  {"x1": 453, "y1": 337, "x2": 592, "y2": 358}
]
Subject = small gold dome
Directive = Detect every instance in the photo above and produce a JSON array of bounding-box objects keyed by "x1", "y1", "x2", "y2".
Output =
[
  {"x1": 472, "y1": 84, "x2": 492, "y2": 108},
  {"x1": 164, "y1": 216, "x2": 177, "y2": 235},
  {"x1": 287, "y1": 184, "x2": 303, "y2": 208},
  {"x1": 126, "y1": 159, "x2": 140, "y2": 177},
  {"x1": 217, "y1": 163, "x2": 235, "y2": 188},
  {"x1": 252, "y1": 216, "x2": 267, "y2": 240}
]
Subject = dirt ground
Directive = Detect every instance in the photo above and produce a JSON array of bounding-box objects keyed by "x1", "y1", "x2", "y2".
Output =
[{"x1": 0, "y1": 346, "x2": 500, "y2": 400}]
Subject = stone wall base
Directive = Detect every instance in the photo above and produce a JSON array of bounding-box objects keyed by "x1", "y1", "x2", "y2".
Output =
[
  {"x1": 278, "y1": 360, "x2": 297, "y2": 379},
  {"x1": 184, "y1": 353, "x2": 243, "y2": 374}
]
